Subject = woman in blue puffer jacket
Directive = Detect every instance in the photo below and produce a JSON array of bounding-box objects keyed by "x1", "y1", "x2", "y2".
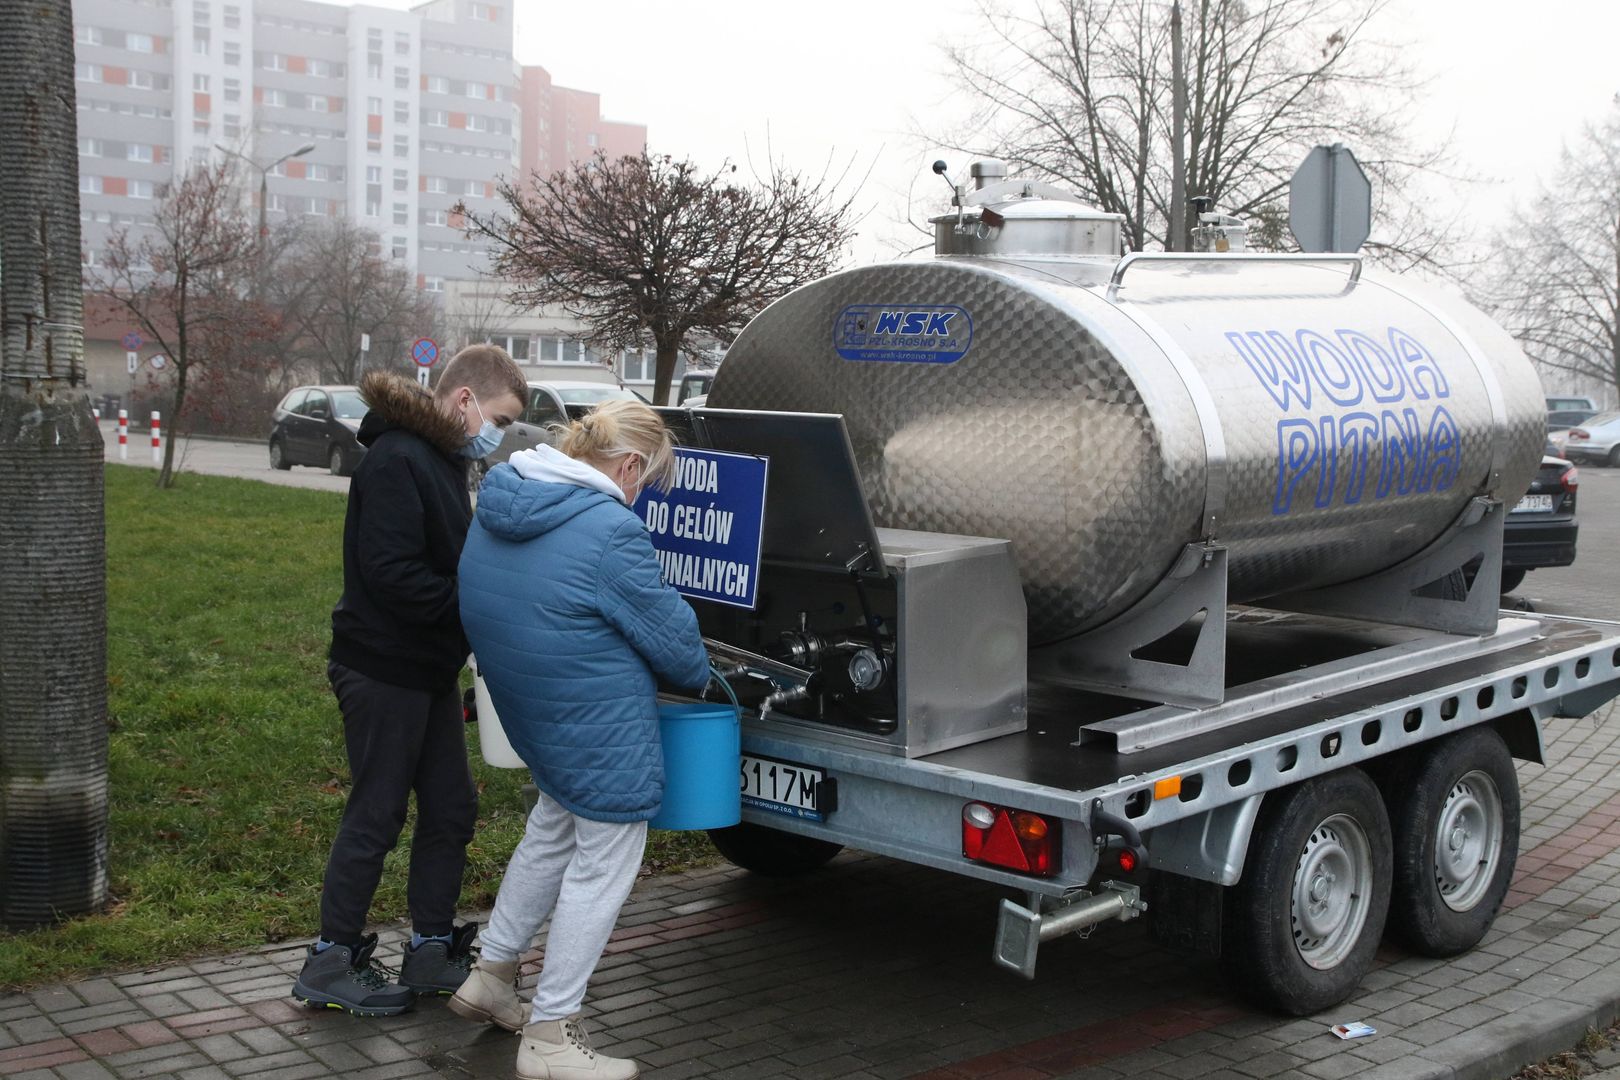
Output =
[{"x1": 452, "y1": 400, "x2": 708, "y2": 1080}]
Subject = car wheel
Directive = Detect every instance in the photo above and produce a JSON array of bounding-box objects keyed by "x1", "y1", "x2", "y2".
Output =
[
  {"x1": 328, "y1": 446, "x2": 349, "y2": 477},
  {"x1": 1220, "y1": 768, "x2": 1392, "y2": 1015},
  {"x1": 269, "y1": 440, "x2": 291, "y2": 471},
  {"x1": 1499, "y1": 567, "x2": 1527, "y2": 594},
  {"x1": 1384, "y1": 728, "x2": 1519, "y2": 957},
  {"x1": 1608, "y1": 446, "x2": 1620, "y2": 468}
]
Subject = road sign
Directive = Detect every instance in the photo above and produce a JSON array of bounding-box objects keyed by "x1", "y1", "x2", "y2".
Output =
[
  {"x1": 1289, "y1": 144, "x2": 1371, "y2": 253},
  {"x1": 411, "y1": 338, "x2": 440, "y2": 368},
  {"x1": 126, "y1": 350, "x2": 138, "y2": 375},
  {"x1": 149, "y1": 354, "x2": 167, "y2": 371},
  {"x1": 360, "y1": 332, "x2": 371, "y2": 353},
  {"x1": 121, "y1": 331, "x2": 142, "y2": 351},
  {"x1": 633, "y1": 448, "x2": 769, "y2": 609}
]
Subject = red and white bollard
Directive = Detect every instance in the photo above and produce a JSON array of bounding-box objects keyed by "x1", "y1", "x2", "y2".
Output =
[
  {"x1": 150, "y1": 411, "x2": 161, "y2": 464},
  {"x1": 117, "y1": 410, "x2": 128, "y2": 461},
  {"x1": 93, "y1": 405, "x2": 101, "y2": 421}
]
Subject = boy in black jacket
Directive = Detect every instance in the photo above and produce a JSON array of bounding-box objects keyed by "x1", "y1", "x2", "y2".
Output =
[{"x1": 293, "y1": 346, "x2": 526, "y2": 1016}]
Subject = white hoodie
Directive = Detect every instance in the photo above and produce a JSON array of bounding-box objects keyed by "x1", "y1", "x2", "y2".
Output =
[{"x1": 508, "y1": 444, "x2": 627, "y2": 504}]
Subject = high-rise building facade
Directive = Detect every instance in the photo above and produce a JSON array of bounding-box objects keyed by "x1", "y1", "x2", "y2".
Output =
[{"x1": 72, "y1": 0, "x2": 644, "y2": 292}]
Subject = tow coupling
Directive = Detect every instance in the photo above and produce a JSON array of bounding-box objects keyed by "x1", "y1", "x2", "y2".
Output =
[{"x1": 992, "y1": 799, "x2": 1151, "y2": 978}]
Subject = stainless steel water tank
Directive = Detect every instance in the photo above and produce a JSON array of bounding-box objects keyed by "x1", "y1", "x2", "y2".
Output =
[{"x1": 707, "y1": 181, "x2": 1544, "y2": 646}]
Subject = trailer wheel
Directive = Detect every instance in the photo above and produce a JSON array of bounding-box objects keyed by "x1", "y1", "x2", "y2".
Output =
[
  {"x1": 708, "y1": 823, "x2": 842, "y2": 877},
  {"x1": 1385, "y1": 728, "x2": 1519, "y2": 957},
  {"x1": 1221, "y1": 769, "x2": 1392, "y2": 1015}
]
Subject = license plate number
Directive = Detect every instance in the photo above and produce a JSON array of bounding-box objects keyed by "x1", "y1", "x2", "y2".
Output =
[
  {"x1": 740, "y1": 754, "x2": 826, "y2": 822},
  {"x1": 1513, "y1": 494, "x2": 1554, "y2": 514}
]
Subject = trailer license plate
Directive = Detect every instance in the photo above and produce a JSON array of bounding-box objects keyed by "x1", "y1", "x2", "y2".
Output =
[
  {"x1": 1513, "y1": 494, "x2": 1555, "y2": 513},
  {"x1": 740, "y1": 755, "x2": 826, "y2": 822}
]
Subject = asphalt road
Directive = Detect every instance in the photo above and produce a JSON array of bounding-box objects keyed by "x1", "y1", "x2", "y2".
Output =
[{"x1": 100, "y1": 421, "x2": 351, "y2": 495}]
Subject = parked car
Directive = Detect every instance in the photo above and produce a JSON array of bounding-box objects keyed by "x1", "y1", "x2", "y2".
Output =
[
  {"x1": 479, "y1": 381, "x2": 646, "y2": 470},
  {"x1": 1547, "y1": 395, "x2": 1596, "y2": 413},
  {"x1": 269, "y1": 385, "x2": 367, "y2": 476},
  {"x1": 1560, "y1": 410, "x2": 1620, "y2": 466},
  {"x1": 1547, "y1": 408, "x2": 1596, "y2": 433},
  {"x1": 1500, "y1": 446, "x2": 1579, "y2": 594},
  {"x1": 677, "y1": 369, "x2": 716, "y2": 404}
]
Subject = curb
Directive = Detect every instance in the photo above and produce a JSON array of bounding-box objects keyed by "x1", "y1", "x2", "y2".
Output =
[{"x1": 1411, "y1": 970, "x2": 1620, "y2": 1080}]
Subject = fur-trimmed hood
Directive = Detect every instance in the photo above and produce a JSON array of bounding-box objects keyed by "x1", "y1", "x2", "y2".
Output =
[{"x1": 357, "y1": 370, "x2": 469, "y2": 457}]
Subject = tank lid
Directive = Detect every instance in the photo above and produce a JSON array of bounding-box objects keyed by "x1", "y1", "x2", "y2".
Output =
[{"x1": 930, "y1": 161, "x2": 1124, "y2": 257}]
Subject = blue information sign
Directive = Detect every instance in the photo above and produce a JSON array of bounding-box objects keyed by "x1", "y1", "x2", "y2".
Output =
[{"x1": 634, "y1": 448, "x2": 768, "y2": 609}]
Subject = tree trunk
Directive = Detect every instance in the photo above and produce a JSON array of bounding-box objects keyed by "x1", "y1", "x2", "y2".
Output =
[
  {"x1": 0, "y1": 0, "x2": 110, "y2": 927},
  {"x1": 652, "y1": 337, "x2": 681, "y2": 407},
  {"x1": 159, "y1": 357, "x2": 186, "y2": 488}
]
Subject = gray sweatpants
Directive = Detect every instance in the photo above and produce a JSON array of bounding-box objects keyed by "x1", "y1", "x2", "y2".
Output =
[{"x1": 478, "y1": 789, "x2": 647, "y2": 1022}]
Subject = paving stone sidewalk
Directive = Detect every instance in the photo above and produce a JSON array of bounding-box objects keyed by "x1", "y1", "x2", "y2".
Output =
[{"x1": 6, "y1": 705, "x2": 1620, "y2": 1080}]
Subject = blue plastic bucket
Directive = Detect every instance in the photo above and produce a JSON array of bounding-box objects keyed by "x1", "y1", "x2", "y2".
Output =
[{"x1": 650, "y1": 702, "x2": 741, "y2": 831}]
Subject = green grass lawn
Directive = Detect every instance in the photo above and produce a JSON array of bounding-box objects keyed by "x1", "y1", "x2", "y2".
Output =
[{"x1": 0, "y1": 465, "x2": 716, "y2": 989}]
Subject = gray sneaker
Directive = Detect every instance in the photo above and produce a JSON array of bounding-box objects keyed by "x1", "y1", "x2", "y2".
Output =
[
  {"x1": 291, "y1": 934, "x2": 413, "y2": 1017},
  {"x1": 399, "y1": 922, "x2": 478, "y2": 995}
]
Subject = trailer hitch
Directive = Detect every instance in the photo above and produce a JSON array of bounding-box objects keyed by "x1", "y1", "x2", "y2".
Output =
[{"x1": 992, "y1": 882, "x2": 1147, "y2": 979}]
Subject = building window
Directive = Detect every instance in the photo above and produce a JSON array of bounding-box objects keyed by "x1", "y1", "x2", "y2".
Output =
[
  {"x1": 193, "y1": 31, "x2": 210, "y2": 53},
  {"x1": 425, "y1": 176, "x2": 447, "y2": 193},
  {"x1": 77, "y1": 26, "x2": 103, "y2": 45},
  {"x1": 130, "y1": 70, "x2": 155, "y2": 89},
  {"x1": 76, "y1": 63, "x2": 102, "y2": 82},
  {"x1": 365, "y1": 199, "x2": 381, "y2": 217},
  {"x1": 423, "y1": 109, "x2": 447, "y2": 127},
  {"x1": 469, "y1": 3, "x2": 498, "y2": 21},
  {"x1": 130, "y1": 180, "x2": 155, "y2": 199},
  {"x1": 366, "y1": 165, "x2": 381, "y2": 183},
  {"x1": 223, "y1": 4, "x2": 240, "y2": 28},
  {"x1": 424, "y1": 276, "x2": 444, "y2": 293},
  {"x1": 393, "y1": 168, "x2": 408, "y2": 192},
  {"x1": 80, "y1": 175, "x2": 102, "y2": 194},
  {"x1": 127, "y1": 143, "x2": 153, "y2": 163},
  {"x1": 393, "y1": 203, "x2": 408, "y2": 225},
  {"x1": 394, "y1": 135, "x2": 409, "y2": 157},
  {"x1": 79, "y1": 138, "x2": 103, "y2": 157},
  {"x1": 367, "y1": 96, "x2": 382, "y2": 114},
  {"x1": 426, "y1": 76, "x2": 449, "y2": 94},
  {"x1": 310, "y1": 95, "x2": 329, "y2": 113},
  {"x1": 223, "y1": 77, "x2": 240, "y2": 102},
  {"x1": 193, "y1": 118, "x2": 209, "y2": 135},
  {"x1": 394, "y1": 100, "x2": 409, "y2": 123},
  {"x1": 394, "y1": 65, "x2": 410, "y2": 89},
  {"x1": 391, "y1": 237, "x2": 407, "y2": 259},
  {"x1": 395, "y1": 31, "x2": 410, "y2": 54},
  {"x1": 223, "y1": 40, "x2": 240, "y2": 65},
  {"x1": 267, "y1": 194, "x2": 286, "y2": 212},
  {"x1": 424, "y1": 208, "x2": 447, "y2": 226},
  {"x1": 263, "y1": 88, "x2": 285, "y2": 107},
  {"x1": 462, "y1": 178, "x2": 482, "y2": 197},
  {"x1": 127, "y1": 32, "x2": 154, "y2": 53},
  {"x1": 193, "y1": 74, "x2": 210, "y2": 92},
  {"x1": 367, "y1": 60, "x2": 383, "y2": 80},
  {"x1": 263, "y1": 52, "x2": 286, "y2": 71},
  {"x1": 223, "y1": 118, "x2": 240, "y2": 139}
]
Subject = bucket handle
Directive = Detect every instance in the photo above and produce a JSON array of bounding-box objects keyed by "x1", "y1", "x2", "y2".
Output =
[{"x1": 705, "y1": 663, "x2": 741, "y2": 723}]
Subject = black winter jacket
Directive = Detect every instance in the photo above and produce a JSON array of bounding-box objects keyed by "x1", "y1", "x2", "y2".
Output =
[{"x1": 330, "y1": 371, "x2": 473, "y2": 693}]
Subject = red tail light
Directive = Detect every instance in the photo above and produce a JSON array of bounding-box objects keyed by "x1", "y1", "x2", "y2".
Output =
[
  {"x1": 962, "y1": 802, "x2": 1059, "y2": 877},
  {"x1": 1570, "y1": 429, "x2": 1590, "y2": 440},
  {"x1": 1560, "y1": 465, "x2": 1579, "y2": 493}
]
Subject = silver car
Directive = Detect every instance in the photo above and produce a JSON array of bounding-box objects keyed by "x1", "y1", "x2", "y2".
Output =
[
  {"x1": 1560, "y1": 410, "x2": 1620, "y2": 466},
  {"x1": 480, "y1": 380, "x2": 645, "y2": 469}
]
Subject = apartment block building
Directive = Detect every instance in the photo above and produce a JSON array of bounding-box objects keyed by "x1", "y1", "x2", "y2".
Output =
[{"x1": 73, "y1": 0, "x2": 646, "y2": 294}]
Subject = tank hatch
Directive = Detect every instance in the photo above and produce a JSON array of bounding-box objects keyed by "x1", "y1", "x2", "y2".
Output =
[{"x1": 930, "y1": 158, "x2": 1124, "y2": 258}]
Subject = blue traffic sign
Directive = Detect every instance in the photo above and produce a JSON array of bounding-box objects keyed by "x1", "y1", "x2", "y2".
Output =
[
  {"x1": 411, "y1": 337, "x2": 440, "y2": 367},
  {"x1": 634, "y1": 448, "x2": 769, "y2": 609}
]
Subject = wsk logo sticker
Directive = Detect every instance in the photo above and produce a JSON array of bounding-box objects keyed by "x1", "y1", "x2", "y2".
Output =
[{"x1": 833, "y1": 303, "x2": 974, "y2": 364}]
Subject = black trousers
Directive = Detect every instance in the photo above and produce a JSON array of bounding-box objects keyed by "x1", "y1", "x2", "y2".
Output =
[{"x1": 319, "y1": 660, "x2": 478, "y2": 944}]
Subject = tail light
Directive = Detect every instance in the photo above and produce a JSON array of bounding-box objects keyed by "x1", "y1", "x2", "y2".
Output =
[
  {"x1": 1570, "y1": 428, "x2": 1590, "y2": 440},
  {"x1": 962, "y1": 802, "x2": 1059, "y2": 877},
  {"x1": 1560, "y1": 465, "x2": 1579, "y2": 494}
]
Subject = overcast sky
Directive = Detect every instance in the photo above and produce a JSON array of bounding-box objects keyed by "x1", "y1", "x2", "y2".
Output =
[{"x1": 364, "y1": 0, "x2": 1620, "y2": 261}]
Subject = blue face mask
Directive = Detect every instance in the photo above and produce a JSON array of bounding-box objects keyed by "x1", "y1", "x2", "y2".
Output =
[{"x1": 460, "y1": 392, "x2": 504, "y2": 459}]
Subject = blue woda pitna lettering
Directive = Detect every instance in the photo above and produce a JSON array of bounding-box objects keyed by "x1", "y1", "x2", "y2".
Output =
[{"x1": 1228, "y1": 327, "x2": 1461, "y2": 516}]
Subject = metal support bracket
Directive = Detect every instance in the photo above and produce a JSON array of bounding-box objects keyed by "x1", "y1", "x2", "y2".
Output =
[
  {"x1": 993, "y1": 882, "x2": 1147, "y2": 979},
  {"x1": 1030, "y1": 544, "x2": 1229, "y2": 707},
  {"x1": 1271, "y1": 497, "x2": 1505, "y2": 635}
]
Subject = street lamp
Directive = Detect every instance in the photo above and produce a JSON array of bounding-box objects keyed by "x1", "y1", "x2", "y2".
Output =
[{"x1": 215, "y1": 141, "x2": 315, "y2": 294}]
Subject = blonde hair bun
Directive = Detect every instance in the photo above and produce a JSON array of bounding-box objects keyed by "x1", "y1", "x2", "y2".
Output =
[{"x1": 560, "y1": 400, "x2": 678, "y2": 493}]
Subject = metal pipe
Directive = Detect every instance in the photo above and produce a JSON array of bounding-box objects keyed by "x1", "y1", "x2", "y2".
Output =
[{"x1": 1035, "y1": 890, "x2": 1133, "y2": 942}]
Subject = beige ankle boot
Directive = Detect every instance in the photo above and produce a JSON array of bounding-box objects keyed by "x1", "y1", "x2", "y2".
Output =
[
  {"x1": 447, "y1": 958, "x2": 525, "y2": 1032},
  {"x1": 517, "y1": 1014, "x2": 638, "y2": 1080}
]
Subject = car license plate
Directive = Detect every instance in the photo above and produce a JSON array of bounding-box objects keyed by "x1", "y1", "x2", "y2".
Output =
[
  {"x1": 740, "y1": 754, "x2": 827, "y2": 822},
  {"x1": 1512, "y1": 494, "x2": 1555, "y2": 514}
]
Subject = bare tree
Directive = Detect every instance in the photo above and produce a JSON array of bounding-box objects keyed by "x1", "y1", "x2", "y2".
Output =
[
  {"x1": 1489, "y1": 101, "x2": 1620, "y2": 404},
  {"x1": 439, "y1": 276, "x2": 508, "y2": 356},
  {"x1": 930, "y1": 0, "x2": 1454, "y2": 267},
  {"x1": 89, "y1": 161, "x2": 264, "y2": 486},
  {"x1": 462, "y1": 150, "x2": 858, "y2": 404},
  {"x1": 0, "y1": 0, "x2": 109, "y2": 927},
  {"x1": 276, "y1": 220, "x2": 438, "y2": 383}
]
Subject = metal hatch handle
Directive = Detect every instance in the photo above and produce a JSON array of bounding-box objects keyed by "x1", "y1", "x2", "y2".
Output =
[{"x1": 1107, "y1": 252, "x2": 1364, "y2": 300}]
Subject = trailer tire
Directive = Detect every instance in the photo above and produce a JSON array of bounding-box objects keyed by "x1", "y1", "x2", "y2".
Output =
[
  {"x1": 1385, "y1": 727, "x2": 1519, "y2": 957},
  {"x1": 1221, "y1": 769, "x2": 1392, "y2": 1015},
  {"x1": 707, "y1": 823, "x2": 842, "y2": 877}
]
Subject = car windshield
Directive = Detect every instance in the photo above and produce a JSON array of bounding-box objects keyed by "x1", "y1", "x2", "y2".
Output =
[
  {"x1": 330, "y1": 390, "x2": 367, "y2": 419},
  {"x1": 1583, "y1": 411, "x2": 1620, "y2": 429},
  {"x1": 554, "y1": 387, "x2": 639, "y2": 405}
]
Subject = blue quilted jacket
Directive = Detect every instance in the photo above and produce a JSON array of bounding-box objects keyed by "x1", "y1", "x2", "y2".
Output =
[{"x1": 459, "y1": 448, "x2": 710, "y2": 822}]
